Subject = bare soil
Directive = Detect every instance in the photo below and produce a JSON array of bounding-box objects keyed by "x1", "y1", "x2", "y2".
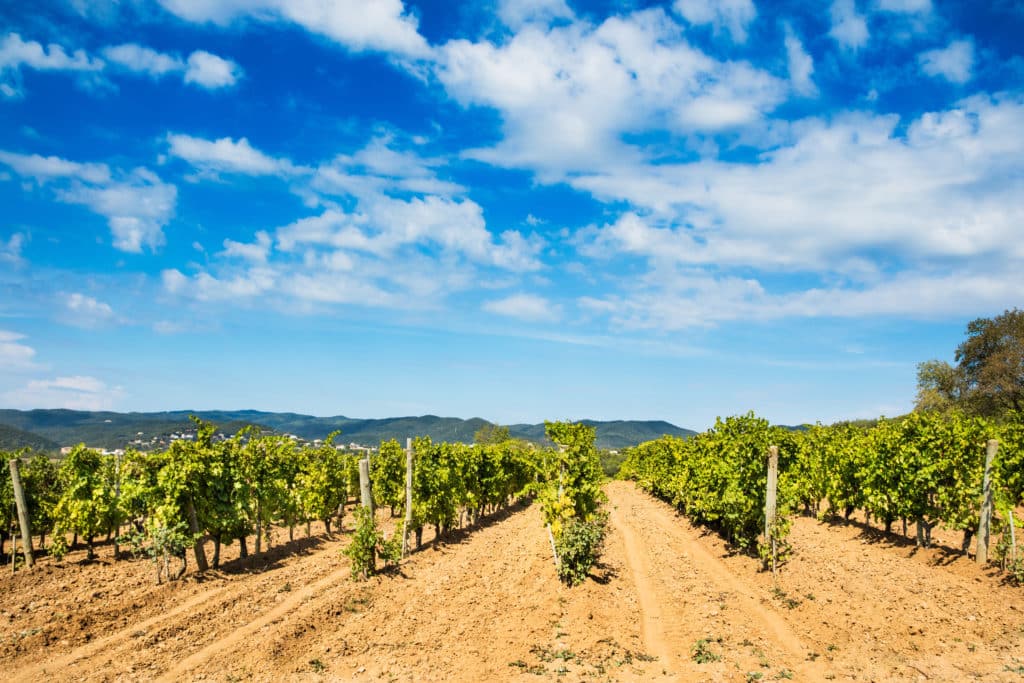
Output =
[{"x1": 2, "y1": 481, "x2": 1023, "y2": 681}]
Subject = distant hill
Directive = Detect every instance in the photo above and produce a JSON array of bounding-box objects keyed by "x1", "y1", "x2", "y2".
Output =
[
  {"x1": 0, "y1": 409, "x2": 697, "y2": 451},
  {"x1": 0, "y1": 423, "x2": 60, "y2": 453},
  {"x1": 508, "y1": 419, "x2": 697, "y2": 450}
]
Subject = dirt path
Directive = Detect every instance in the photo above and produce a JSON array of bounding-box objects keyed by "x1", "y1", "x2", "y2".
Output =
[
  {"x1": 604, "y1": 480, "x2": 826, "y2": 681},
  {"x1": 5, "y1": 482, "x2": 1024, "y2": 682},
  {"x1": 608, "y1": 501, "x2": 671, "y2": 664}
]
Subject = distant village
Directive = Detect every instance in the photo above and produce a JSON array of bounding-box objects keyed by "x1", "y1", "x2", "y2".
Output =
[{"x1": 59, "y1": 427, "x2": 379, "y2": 457}]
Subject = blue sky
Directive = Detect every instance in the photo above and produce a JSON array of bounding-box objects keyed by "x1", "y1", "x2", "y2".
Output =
[{"x1": 0, "y1": 0, "x2": 1022, "y2": 429}]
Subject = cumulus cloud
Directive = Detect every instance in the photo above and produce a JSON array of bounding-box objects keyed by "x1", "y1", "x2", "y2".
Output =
[
  {"x1": 876, "y1": 0, "x2": 931, "y2": 13},
  {"x1": 184, "y1": 50, "x2": 242, "y2": 88},
  {"x1": 58, "y1": 168, "x2": 177, "y2": 252},
  {"x1": 1, "y1": 34, "x2": 239, "y2": 97},
  {"x1": 568, "y1": 93, "x2": 1024, "y2": 326},
  {"x1": 919, "y1": 38, "x2": 974, "y2": 84},
  {"x1": 0, "y1": 149, "x2": 177, "y2": 252},
  {"x1": 784, "y1": 25, "x2": 816, "y2": 96},
  {"x1": 103, "y1": 44, "x2": 242, "y2": 89},
  {"x1": 167, "y1": 134, "x2": 300, "y2": 176},
  {"x1": 161, "y1": 133, "x2": 543, "y2": 312},
  {"x1": 221, "y1": 231, "x2": 272, "y2": 262},
  {"x1": 0, "y1": 32, "x2": 103, "y2": 73},
  {"x1": 829, "y1": 0, "x2": 869, "y2": 50},
  {"x1": 156, "y1": 0, "x2": 429, "y2": 57},
  {"x1": 498, "y1": 0, "x2": 574, "y2": 29},
  {"x1": 483, "y1": 293, "x2": 560, "y2": 321},
  {"x1": 673, "y1": 0, "x2": 757, "y2": 43},
  {"x1": 0, "y1": 330, "x2": 38, "y2": 370},
  {"x1": 1, "y1": 375, "x2": 124, "y2": 411},
  {"x1": 63, "y1": 293, "x2": 116, "y2": 327},
  {"x1": 0, "y1": 150, "x2": 111, "y2": 184},
  {"x1": 436, "y1": 8, "x2": 785, "y2": 178},
  {"x1": 102, "y1": 43, "x2": 182, "y2": 77},
  {"x1": 0, "y1": 233, "x2": 25, "y2": 264}
]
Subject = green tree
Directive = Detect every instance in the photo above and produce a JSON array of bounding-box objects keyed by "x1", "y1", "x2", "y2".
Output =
[
  {"x1": 473, "y1": 423, "x2": 510, "y2": 445},
  {"x1": 23, "y1": 452, "x2": 60, "y2": 549},
  {"x1": 914, "y1": 359, "x2": 961, "y2": 414},
  {"x1": 956, "y1": 309, "x2": 1024, "y2": 416},
  {"x1": 51, "y1": 445, "x2": 114, "y2": 560}
]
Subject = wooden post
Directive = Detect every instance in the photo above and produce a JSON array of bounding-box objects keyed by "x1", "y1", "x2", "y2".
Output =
[
  {"x1": 113, "y1": 453, "x2": 122, "y2": 560},
  {"x1": 8, "y1": 459, "x2": 33, "y2": 569},
  {"x1": 186, "y1": 496, "x2": 209, "y2": 572},
  {"x1": 1009, "y1": 509, "x2": 1017, "y2": 565},
  {"x1": 976, "y1": 439, "x2": 997, "y2": 565},
  {"x1": 402, "y1": 438, "x2": 413, "y2": 558},
  {"x1": 358, "y1": 458, "x2": 373, "y2": 512},
  {"x1": 764, "y1": 445, "x2": 779, "y2": 575}
]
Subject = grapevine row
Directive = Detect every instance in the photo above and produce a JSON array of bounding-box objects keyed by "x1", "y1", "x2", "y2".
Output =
[
  {"x1": 2, "y1": 418, "x2": 607, "y2": 584},
  {"x1": 621, "y1": 410, "x2": 1024, "y2": 572}
]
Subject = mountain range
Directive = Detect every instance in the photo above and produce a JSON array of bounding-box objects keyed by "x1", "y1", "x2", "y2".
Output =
[{"x1": 0, "y1": 409, "x2": 697, "y2": 452}]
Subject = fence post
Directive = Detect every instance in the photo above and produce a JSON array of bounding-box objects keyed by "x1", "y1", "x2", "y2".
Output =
[
  {"x1": 764, "y1": 445, "x2": 779, "y2": 575},
  {"x1": 8, "y1": 459, "x2": 33, "y2": 569},
  {"x1": 402, "y1": 438, "x2": 413, "y2": 558},
  {"x1": 976, "y1": 439, "x2": 997, "y2": 565},
  {"x1": 359, "y1": 458, "x2": 373, "y2": 513},
  {"x1": 113, "y1": 453, "x2": 122, "y2": 561}
]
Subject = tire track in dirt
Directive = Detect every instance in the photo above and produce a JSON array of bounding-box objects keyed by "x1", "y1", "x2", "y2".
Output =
[
  {"x1": 154, "y1": 501, "x2": 558, "y2": 682},
  {"x1": 605, "y1": 481, "x2": 829, "y2": 679},
  {"x1": 608, "y1": 502, "x2": 671, "y2": 664},
  {"x1": 10, "y1": 533, "x2": 346, "y2": 682},
  {"x1": 11, "y1": 580, "x2": 235, "y2": 680},
  {"x1": 157, "y1": 562, "x2": 357, "y2": 682}
]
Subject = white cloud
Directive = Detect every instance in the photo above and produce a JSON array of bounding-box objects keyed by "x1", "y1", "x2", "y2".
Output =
[
  {"x1": 311, "y1": 135, "x2": 464, "y2": 197},
  {"x1": 0, "y1": 150, "x2": 110, "y2": 184},
  {"x1": 102, "y1": 43, "x2": 182, "y2": 77},
  {"x1": 160, "y1": 129, "x2": 544, "y2": 313},
  {"x1": 2, "y1": 375, "x2": 124, "y2": 411},
  {"x1": 784, "y1": 25, "x2": 816, "y2": 96},
  {"x1": 167, "y1": 134, "x2": 299, "y2": 175},
  {"x1": 275, "y1": 194, "x2": 540, "y2": 271},
  {"x1": 919, "y1": 39, "x2": 974, "y2": 84},
  {"x1": 104, "y1": 44, "x2": 242, "y2": 90},
  {"x1": 0, "y1": 150, "x2": 177, "y2": 252},
  {"x1": 875, "y1": 0, "x2": 931, "y2": 13},
  {"x1": 0, "y1": 233, "x2": 25, "y2": 263},
  {"x1": 579, "y1": 268, "x2": 1023, "y2": 330},
  {"x1": 498, "y1": 0, "x2": 574, "y2": 29},
  {"x1": 436, "y1": 8, "x2": 785, "y2": 178},
  {"x1": 58, "y1": 167, "x2": 177, "y2": 252},
  {"x1": 184, "y1": 50, "x2": 242, "y2": 88},
  {"x1": 0, "y1": 330, "x2": 38, "y2": 370},
  {"x1": 673, "y1": 0, "x2": 757, "y2": 43},
  {"x1": 63, "y1": 293, "x2": 116, "y2": 327},
  {"x1": 221, "y1": 230, "x2": 272, "y2": 262},
  {"x1": 483, "y1": 293, "x2": 560, "y2": 322},
  {"x1": 568, "y1": 93, "x2": 1024, "y2": 326},
  {"x1": 0, "y1": 32, "x2": 103, "y2": 72},
  {"x1": 156, "y1": 0, "x2": 429, "y2": 58},
  {"x1": 1, "y1": 34, "x2": 239, "y2": 95},
  {"x1": 829, "y1": 0, "x2": 869, "y2": 51}
]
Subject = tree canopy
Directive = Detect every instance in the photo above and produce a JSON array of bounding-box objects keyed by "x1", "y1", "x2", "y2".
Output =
[{"x1": 916, "y1": 309, "x2": 1024, "y2": 418}]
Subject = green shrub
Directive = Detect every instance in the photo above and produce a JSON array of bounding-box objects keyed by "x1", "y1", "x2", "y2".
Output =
[
  {"x1": 555, "y1": 512, "x2": 607, "y2": 586},
  {"x1": 343, "y1": 507, "x2": 404, "y2": 580}
]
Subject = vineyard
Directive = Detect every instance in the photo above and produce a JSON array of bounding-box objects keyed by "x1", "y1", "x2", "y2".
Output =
[
  {"x1": 2, "y1": 418, "x2": 607, "y2": 585},
  {"x1": 621, "y1": 410, "x2": 1024, "y2": 578},
  {"x1": 2, "y1": 414, "x2": 1024, "y2": 681}
]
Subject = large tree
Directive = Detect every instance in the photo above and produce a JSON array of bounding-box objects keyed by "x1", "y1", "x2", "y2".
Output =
[
  {"x1": 956, "y1": 308, "x2": 1024, "y2": 415},
  {"x1": 917, "y1": 309, "x2": 1024, "y2": 417}
]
